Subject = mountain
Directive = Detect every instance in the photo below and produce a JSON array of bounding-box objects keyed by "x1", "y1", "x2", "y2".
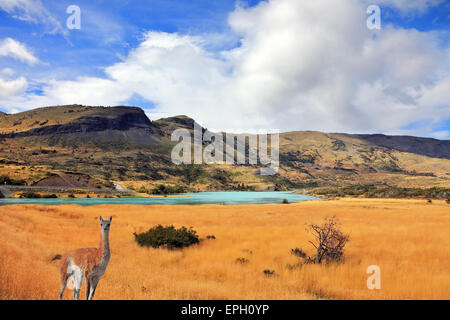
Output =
[
  {"x1": 0, "y1": 105, "x2": 163, "y2": 147},
  {"x1": 0, "y1": 105, "x2": 449, "y2": 191},
  {"x1": 355, "y1": 134, "x2": 450, "y2": 159}
]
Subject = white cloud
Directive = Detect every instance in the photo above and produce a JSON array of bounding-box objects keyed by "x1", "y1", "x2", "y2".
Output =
[
  {"x1": 418, "y1": 75, "x2": 450, "y2": 108},
  {"x1": 0, "y1": 0, "x2": 67, "y2": 37},
  {"x1": 432, "y1": 130, "x2": 450, "y2": 139},
  {"x1": 1, "y1": 68, "x2": 15, "y2": 75},
  {"x1": 0, "y1": 76, "x2": 27, "y2": 99},
  {"x1": 0, "y1": 0, "x2": 449, "y2": 138},
  {"x1": 0, "y1": 37, "x2": 39, "y2": 65},
  {"x1": 43, "y1": 77, "x2": 130, "y2": 106}
]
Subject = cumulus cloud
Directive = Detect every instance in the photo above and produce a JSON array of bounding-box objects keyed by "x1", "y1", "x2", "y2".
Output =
[
  {"x1": 0, "y1": 76, "x2": 27, "y2": 99},
  {"x1": 0, "y1": 0, "x2": 449, "y2": 137},
  {"x1": 0, "y1": 37, "x2": 39, "y2": 65}
]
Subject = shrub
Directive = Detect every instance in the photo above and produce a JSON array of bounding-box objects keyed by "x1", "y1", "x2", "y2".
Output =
[
  {"x1": 292, "y1": 216, "x2": 349, "y2": 265},
  {"x1": 308, "y1": 216, "x2": 349, "y2": 264},
  {"x1": 137, "y1": 186, "x2": 148, "y2": 193},
  {"x1": 212, "y1": 169, "x2": 233, "y2": 184},
  {"x1": 291, "y1": 248, "x2": 307, "y2": 259},
  {"x1": 290, "y1": 248, "x2": 314, "y2": 264},
  {"x1": 42, "y1": 194, "x2": 58, "y2": 198},
  {"x1": 206, "y1": 235, "x2": 216, "y2": 240},
  {"x1": 263, "y1": 269, "x2": 275, "y2": 276},
  {"x1": 234, "y1": 184, "x2": 256, "y2": 191},
  {"x1": 133, "y1": 225, "x2": 199, "y2": 250},
  {"x1": 180, "y1": 164, "x2": 204, "y2": 185},
  {"x1": 19, "y1": 191, "x2": 41, "y2": 198},
  {"x1": 282, "y1": 198, "x2": 289, "y2": 204},
  {"x1": 103, "y1": 181, "x2": 115, "y2": 188},
  {"x1": 150, "y1": 184, "x2": 187, "y2": 195},
  {"x1": 314, "y1": 186, "x2": 450, "y2": 199},
  {"x1": 447, "y1": 199, "x2": 450, "y2": 204},
  {"x1": 0, "y1": 174, "x2": 11, "y2": 184},
  {"x1": 236, "y1": 257, "x2": 249, "y2": 264},
  {"x1": 0, "y1": 174, "x2": 26, "y2": 185},
  {"x1": 68, "y1": 194, "x2": 75, "y2": 198}
]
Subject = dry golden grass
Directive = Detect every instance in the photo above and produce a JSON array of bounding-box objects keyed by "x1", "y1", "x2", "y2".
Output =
[{"x1": 0, "y1": 199, "x2": 449, "y2": 300}]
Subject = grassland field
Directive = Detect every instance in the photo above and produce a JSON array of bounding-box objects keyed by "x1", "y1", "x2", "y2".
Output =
[{"x1": 0, "y1": 199, "x2": 449, "y2": 300}]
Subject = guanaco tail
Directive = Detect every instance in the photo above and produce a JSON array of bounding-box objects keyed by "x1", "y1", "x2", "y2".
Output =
[{"x1": 52, "y1": 216, "x2": 112, "y2": 300}]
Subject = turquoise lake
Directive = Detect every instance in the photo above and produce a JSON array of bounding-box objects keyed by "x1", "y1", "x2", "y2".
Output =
[{"x1": 0, "y1": 192, "x2": 321, "y2": 206}]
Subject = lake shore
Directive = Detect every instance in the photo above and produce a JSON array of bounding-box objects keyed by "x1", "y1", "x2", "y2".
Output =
[
  {"x1": 0, "y1": 198, "x2": 449, "y2": 300},
  {"x1": 0, "y1": 191, "x2": 319, "y2": 205}
]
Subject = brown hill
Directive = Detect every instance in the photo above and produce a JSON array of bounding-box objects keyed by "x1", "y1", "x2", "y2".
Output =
[
  {"x1": 33, "y1": 172, "x2": 98, "y2": 188},
  {"x1": 0, "y1": 105, "x2": 163, "y2": 148},
  {"x1": 355, "y1": 134, "x2": 450, "y2": 159},
  {"x1": 0, "y1": 105, "x2": 448, "y2": 190}
]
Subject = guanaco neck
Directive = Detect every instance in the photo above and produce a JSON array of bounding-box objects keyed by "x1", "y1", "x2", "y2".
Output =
[{"x1": 99, "y1": 230, "x2": 110, "y2": 259}]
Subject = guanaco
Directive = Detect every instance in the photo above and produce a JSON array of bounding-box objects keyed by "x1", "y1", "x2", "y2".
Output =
[{"x1": 52, "y1": 216, "x2": 112, "y2": 300}]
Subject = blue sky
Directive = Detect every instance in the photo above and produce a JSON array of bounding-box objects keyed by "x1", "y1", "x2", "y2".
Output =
[
  {"x1": 0, "y1": 0, "x2": 449, "y2": 138},
  {"x1": 0, "y1": 0, "x2": 252, "y2": 80}
]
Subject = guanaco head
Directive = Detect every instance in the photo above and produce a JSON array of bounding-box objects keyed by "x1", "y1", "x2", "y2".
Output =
[{"x1": 99, "y1": 216, "x2": 112, "y2": 234}]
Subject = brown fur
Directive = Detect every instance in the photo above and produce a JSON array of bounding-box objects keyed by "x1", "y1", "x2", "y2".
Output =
[
  {"x1": 58, "y1": 248, "x2": 101, "y2": 281},
  {"x1": 57, "y1": 216, "x2": 111, "y2": 300}
]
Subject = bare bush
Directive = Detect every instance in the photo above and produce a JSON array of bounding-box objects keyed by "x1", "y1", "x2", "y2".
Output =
[{"x1": 292, "y1": 216, "x2": 349, "y2": 264}]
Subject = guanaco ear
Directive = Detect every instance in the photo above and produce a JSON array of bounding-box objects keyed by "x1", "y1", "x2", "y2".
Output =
[
  {"x1": 109, "y1": 216, "x2": 112, "y2": 222},
  {"x1": 99, "y1": 216, "x2": 103, "y2": 222}
]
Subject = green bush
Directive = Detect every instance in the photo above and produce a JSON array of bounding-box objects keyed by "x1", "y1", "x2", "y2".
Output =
[
  {"x1": 42, "y1": 194, "x2": 58, "y2": 198},
  {"x1": 150, "y1": 184, "x2": 187, "y2": 195},
  {"x1": 0, "y1": 174, "x2": 11, "y2": 184},
  {"x1": 232, "y1": 183, "x2": 256, "y2": 191},
  {"x1": 263, "y1": 269, "x2": 275, "y2": 276},
  {"x1": 0, "y1": 174, "x2": 26, "y2": 185},
  {"x1": 235, "y1": 257, "x2": 249, "y2": 264},
  {"x1": 180, "y1": 164, "x2": 204, "y2": 185},
  {"x1": 137, "y1": 186, "x2": 148, "y2": 193},
  {"x1": 314, "y1": 186, "x2": 450, "y2": 200},
  {"x1": 19, "y1": 191, "x2": 41, "y2": 198},
  {"x1": 291, "y1": 248, "x2": 308, "y2": 259},
  {"x1": 134, "y1": 225, "x2": 199, "y2": 250},
  {"x1": 103, "y1": 181, "x2": 115, "y2": 188}
]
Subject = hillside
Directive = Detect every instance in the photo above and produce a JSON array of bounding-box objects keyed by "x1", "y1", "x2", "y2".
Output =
[
  {"x1": 0, "y1": 105, "x2": 151, "y2": 133},
  {"x1": 355, "y1": 134, "x2": 450, "y2": 159},
  {"x1": 0, "y1": 105, "x2": 449, "y2": 192},
  {"x1": 0, "y1": 105, "x2": 163, "y2": 148}
]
